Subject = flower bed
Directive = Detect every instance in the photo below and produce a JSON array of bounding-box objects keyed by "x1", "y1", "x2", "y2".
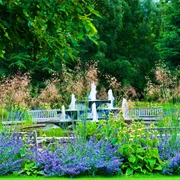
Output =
[{"x1": 0, "y1": 120, "x2": 180, "y2": 177}]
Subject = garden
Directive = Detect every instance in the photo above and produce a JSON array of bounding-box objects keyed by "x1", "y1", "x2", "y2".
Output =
[
  {"x1": 0, "y1": 65, "x2": 179, "y2": 179},
  {"x1": 0, "y1": 108, "x2": 180, "y2": 179},
  {"x1": 0, "y1": 1, "x2": 180, "y2": 179}
]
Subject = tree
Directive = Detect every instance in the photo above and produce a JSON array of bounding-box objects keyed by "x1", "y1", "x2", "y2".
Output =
[
  {"x1": 156, "y1": 0, "x2": 180, "y2": 68},
  {"x1": 79, "y1": 0, "x2": 162, "y2": 95},
  {"x1": 0, "y1": 0, "x2": 98, "y2": 76}
]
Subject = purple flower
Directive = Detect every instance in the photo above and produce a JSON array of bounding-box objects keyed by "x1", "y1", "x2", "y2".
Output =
[
  {"x1": 28, "y1": 136, "x2": 123, "y2": 177},
  {"x1": 158, "y1": 134, "x2": 180, "y2": 161},
  {"x1": 0, "y1": 134, "x2": 24, "y2": 175},
  {"x1": 162, "y1": 153, "x2": 180, "y2": 175}
]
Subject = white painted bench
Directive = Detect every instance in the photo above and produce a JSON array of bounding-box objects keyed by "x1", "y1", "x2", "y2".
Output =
[
  {"x1": 128, "y1": 107, "x2": 162, "y2": 118},
  {"x1": 124, "y1": 107, "x2": 163, "y2": 124},
  {"x1": 28, "y1": 109, "x2": 63, "y2": 123}
]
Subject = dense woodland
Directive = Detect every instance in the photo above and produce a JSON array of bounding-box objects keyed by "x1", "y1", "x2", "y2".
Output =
[{"x1": 0, "y1": 0, "x2": 179, "y2": 106}]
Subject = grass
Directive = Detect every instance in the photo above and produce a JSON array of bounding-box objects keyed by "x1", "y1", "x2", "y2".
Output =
[{"x1": 0, "y1": 174, "x2": 180, "y2": 180}]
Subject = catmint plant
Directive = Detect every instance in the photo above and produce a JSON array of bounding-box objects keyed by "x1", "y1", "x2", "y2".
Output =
[
  {"x1": 29, "y1": 137, "x2": 123, "y2": 177},
  {"x1": 158, "y1": 134, "x2": 180, "y2": 161},
  {"x1": 162, "y1": 153, "x2": 180, "y2": 175},
  {"x1": 0, "y1": 134, "x2": 24, "y2": 175}
]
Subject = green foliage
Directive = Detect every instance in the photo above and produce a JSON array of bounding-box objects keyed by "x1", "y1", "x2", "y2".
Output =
[
  {"x1": 156, "y1": 0, "x2": 180, "y2": 68},
  {"x1": 75, "y1": 121, "x2": 99, "y2": 139},
  {"x1": 120, "y1": 143, "x2": 162, "y2": 175},
  {"x1": 41, "y1": 127, "x2": 64, "y2": 137},
  {"x1": 76, "y1": 118, "x2": 163, "y2": 175},
  {"x1": 0, "y1": 107, "x2": 8, "y2": 119},
  {"x1": 0, "y1": 0, "x2": 179, "y2": 102},
  {"x1": 0, "y1": 0, "x2": 99, "y2": 88},
  {"x1": 79, "y1": 0, "x2": 161, "y2": 93},
  {"x1": 75, "y1": 112, "x2": 125, "y2": 141},
  {"x1": 0, "y1": 0, "x2": 98, "y2": 61},
  {"x1": 19, "y1": 160, "x2": 43, "y2": 177},
  {"x1": 117, "y1": 122, "x2": 163, "y2": 175}
]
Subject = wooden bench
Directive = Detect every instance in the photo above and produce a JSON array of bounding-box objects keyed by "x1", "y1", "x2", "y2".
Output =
[
  {"x1": 28, "y1": 109, "x2": 62, "y2": 123},
  {"x1": 124, "y1": 107, "x2": 163, "y2": 125}
]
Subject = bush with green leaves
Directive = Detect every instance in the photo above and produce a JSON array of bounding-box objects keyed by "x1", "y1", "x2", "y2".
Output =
[
  {"x1": 40, "y1": 126, "x2": 64, "y2": 137},
  {"x1": 117, "y1": 121, "x2": 163, "y2": 175},
  {"x1": 18, "y1": 159, "x2": 44, "y2": 177},
  {"x1": 81, "y1": 119, "x2": 163, "y2": 175},
  {"x1": 75, "y1": 121, "x2": 99, "y2": 139}
]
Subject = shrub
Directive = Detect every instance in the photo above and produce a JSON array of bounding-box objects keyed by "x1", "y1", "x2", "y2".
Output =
[
  {"x1": 29, "y1": 137, "x2": 123, "y2": 177},
  {"x1": 0, "y1": 134, "x2": 24, "y2": 175},
  {"x1": 117, "y1": 123, "x2": 162, "y2": 175},
  {"x1": 93, "y1": 120, "x2": 163, "y2": 175},
  {"x1": 40, "y1": 126, "x2": 64, "y2": 137}
]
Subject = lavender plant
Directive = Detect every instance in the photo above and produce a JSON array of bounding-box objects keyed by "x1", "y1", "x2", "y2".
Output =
[
  {"x1": 29, "y1": 137, "x2": 122, "y2": 177},
  {"x1": 162, "y1": 153, "x2": 180, "y2": 175},
  {"x1": 0, "y1": 134, "x2": 24, "y2": 175},
  {"x1": 158, "y1": 134, "x2": 180, "y2": 161}
]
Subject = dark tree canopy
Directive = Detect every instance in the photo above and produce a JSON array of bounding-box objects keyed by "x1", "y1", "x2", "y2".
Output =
[
  {"x1": 0, "y1": 0, "x2": 98, "y2": 74},
  {"x1": 0, "y1": 0, "x2": 179, "y2": 97},
  {"x1": 156, "y1": 0, "x2": 180, "y2": 68}
]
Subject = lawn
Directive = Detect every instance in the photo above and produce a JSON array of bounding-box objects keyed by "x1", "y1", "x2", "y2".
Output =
[{"x1": 0, "y1": 174, "x2": 180, "y2": 180}]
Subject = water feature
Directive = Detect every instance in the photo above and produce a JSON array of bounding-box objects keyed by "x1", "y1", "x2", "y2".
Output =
[
  {"x1": 92, "y1": 102, "x2": 98, "y2": 122},
  {"x1": 64, "y1": 83, "x2": 120, "y2": 122},
  {"x1": 61, "y1": 105, "x2": 66, "y2": 120},
  {"x1": 69, "y1": 94, "x2": 76, "y2": 109},
  {"x1": 108, "y1": 89, "x2": 114, "y2": 109},
  {"x1": 88, "y1": 82, "x2": 97, "y2": 101},
  {"x1": 122, "y1": 98, "x2": 128, "y2": 118}
]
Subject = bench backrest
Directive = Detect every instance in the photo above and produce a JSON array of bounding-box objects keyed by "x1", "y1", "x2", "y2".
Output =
[
  {"x1": 28, "y1": 109, "x2": 60, "y2": 121},
  {"x1": 128, "y1": 107, "x2": 162, "y2": 118}
]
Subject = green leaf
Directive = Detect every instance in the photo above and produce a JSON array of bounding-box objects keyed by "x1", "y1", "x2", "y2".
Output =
[
  {"x1": 59, "y1": 6, "x2": 66, "y2": 12},
  {"x1": 133, "y1": 164, "x2": 143, "y2": 170},
  {"x1": 77, "y1": 29, "x2": 84, "y2": 39},
  {"x1": 128, "y1": 155, "x2": 136, "y2": 163},
  {"x1": 0, "y1": 50, "x2": 5, "y2": 58},
  {"x1": 111, "y1": 137, "x2": 118, "y2": 145},
  {"x1": 154, "y1": 164, "x2": 162, "y2": 171},
  {"x1": 141, "y1": 169, "x2": 147, "y2": 174},
  {"x1": 136, "y1": 154, "x2": 144, "y2": 160},
  {"x1": 149, "y1": 158, "x2": 156, "y2": 169},
  {"x1": 126, "y1": 168, "x2": 133, "y2": 176}
]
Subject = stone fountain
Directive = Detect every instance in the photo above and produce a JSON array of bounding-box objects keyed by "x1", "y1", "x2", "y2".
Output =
[{"x1": 63, "y1": 82, "x2": 120, "y2": 122}]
